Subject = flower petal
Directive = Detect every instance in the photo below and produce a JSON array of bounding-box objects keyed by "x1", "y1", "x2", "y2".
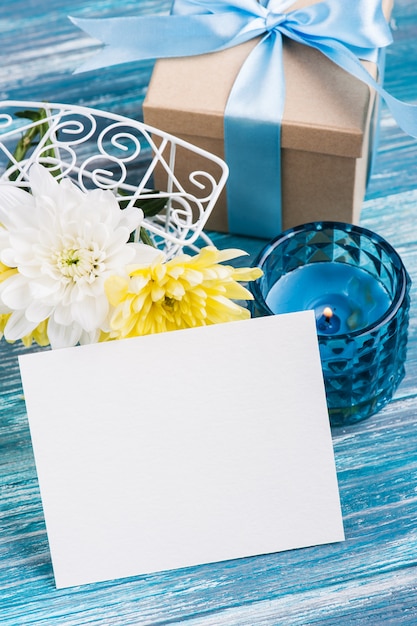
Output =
[
  {"x1": 71, "y1": 295, "x2": 108, "y2": 332},
  {"x1": 105, "y1": 275, "x2": 129, "y2": 306},
  {"x1": 212, "y1": 247, "x2": 249, "y2": 263},
  {"x1": 4, "y1": 310, "x2": 38, "y2": 341},
  {"x1": 79, "y1": 328, "x2": 100, "y2": 345},
  {"x1": 25, "y1": 300, "x2": 53, "y2": 323},
  {"x1": 0, "y1": 186, "x2": 35, "y2": 229},
  {"x1": 0, "y1": 274, "x2": 33, "y2": 309},
  {"x1": 47, "y1": 317, "x2": 82, "y2": 349},
  {"x1": 129, "y1": 243, "x2": 164, "y2": 266},
  {"x1": 29, "y1": 162, "x2": 60, "y2": 199}
]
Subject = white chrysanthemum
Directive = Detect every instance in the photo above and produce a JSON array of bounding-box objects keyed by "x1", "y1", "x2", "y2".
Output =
[{"x1": 0, "y1": 163, "x2": 155, "y2": 348}]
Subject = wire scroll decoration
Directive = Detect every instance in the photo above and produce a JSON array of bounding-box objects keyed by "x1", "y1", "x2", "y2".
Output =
[{"x1": 0, "y1": 101, "x2": 229, "y2": 258}]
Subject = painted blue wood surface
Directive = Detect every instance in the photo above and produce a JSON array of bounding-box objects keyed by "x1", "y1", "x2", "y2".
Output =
[{"x1": 1, "y1": 1, "x2": 417, "y2": 624}]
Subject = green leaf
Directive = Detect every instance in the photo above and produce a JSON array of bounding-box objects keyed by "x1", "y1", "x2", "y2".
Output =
[
  {"x1": 118, "y1": 190, "x2": 167, "y2": 218},
  {"x1": 140, "y1": 196, "x2": 168, "y2": 218},
  {"x1": 139, "y1": 227, "x2": 156, "y2": 247},
  {"x1": 14, "y1": 110, "x2": 44, "y2": 122}
]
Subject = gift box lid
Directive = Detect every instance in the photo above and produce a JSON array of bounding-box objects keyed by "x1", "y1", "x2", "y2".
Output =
[{"x1": 144, "y1": 0, "x2": 393, "y2": 159}]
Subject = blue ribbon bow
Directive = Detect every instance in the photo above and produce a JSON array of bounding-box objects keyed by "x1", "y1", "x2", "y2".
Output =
[{"x1": 72, "y1": 0, "x2": 417, "y2": 237}]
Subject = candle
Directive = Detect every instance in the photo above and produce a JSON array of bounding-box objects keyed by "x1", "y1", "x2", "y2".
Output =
[
  {"x1": 316, "y1": 306, "x2": 341, "y2": 335},
  {"x1": 250, "y1": 222, "x2": 411, "y2": 427},
  {"x1": 265, "y1": 262, "x2": 391, "y2": 336}
]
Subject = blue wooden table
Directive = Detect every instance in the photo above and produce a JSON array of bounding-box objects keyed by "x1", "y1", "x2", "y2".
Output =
[{"x1": 1, "y1": 1, "x2": 417, "y2": 624}]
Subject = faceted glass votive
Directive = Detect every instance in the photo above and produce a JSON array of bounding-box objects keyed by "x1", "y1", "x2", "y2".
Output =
[{"x1": 250, "y1": 221, "x2": 411, "y2": 427}]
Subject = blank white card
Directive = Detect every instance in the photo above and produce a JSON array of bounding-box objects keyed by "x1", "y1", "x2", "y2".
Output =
[{"x1": 19, "y1": 311, "x2": 344, "y2": 588}]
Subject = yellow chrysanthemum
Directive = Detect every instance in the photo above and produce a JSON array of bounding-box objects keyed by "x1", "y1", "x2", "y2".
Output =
[
  {"x1": 0, "y1": 313, "x2": 9, "y2": 337},
  {"x1": 104, "y1": 246, "x2": 263, "y2": 339},
  {"x1": 0, "y1": 262, "x2": 49, "y2": 347}
]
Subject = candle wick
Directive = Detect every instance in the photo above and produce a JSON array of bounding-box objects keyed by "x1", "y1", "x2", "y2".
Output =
[{"x1": 323, "y1": 306, "x2": 333, "y2": 322}]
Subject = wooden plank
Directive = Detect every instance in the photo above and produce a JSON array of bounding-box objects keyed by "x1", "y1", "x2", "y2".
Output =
[{"x1": 1, "y1": 0, "x2": 417, "y2": 623}]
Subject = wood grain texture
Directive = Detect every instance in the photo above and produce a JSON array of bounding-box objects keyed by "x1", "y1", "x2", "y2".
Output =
[{"x1": 1, "y1": 1, "x2": 417, "y2": 624}]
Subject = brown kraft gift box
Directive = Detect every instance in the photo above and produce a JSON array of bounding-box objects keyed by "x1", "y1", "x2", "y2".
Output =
[{"x1": 143, "y1": 0, "x2": 394, "y2": 238}]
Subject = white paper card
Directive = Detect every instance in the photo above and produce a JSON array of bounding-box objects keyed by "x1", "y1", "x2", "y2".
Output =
[{"x1": 19, "y1": 311, "x2": 344, "y2": 588}]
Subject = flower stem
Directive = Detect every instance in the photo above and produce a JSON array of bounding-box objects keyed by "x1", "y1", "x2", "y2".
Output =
[{"x1": 7, "y1": 107, "x2": 58, "y2": 181}]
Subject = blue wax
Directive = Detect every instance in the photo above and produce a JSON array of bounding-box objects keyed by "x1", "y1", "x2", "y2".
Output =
[{"x1": 265, "y1": 262, "x2": 391, "y2": 335}]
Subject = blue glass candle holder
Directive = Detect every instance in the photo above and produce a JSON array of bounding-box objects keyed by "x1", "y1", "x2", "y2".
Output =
[{"x1": 250, "y1": 222, "x2": 411, "y2": 427}]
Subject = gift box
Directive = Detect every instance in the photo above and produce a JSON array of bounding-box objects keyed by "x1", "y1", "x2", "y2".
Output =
[{"x1": 143, "y1": 0, "x2": 393, "y2": 239}]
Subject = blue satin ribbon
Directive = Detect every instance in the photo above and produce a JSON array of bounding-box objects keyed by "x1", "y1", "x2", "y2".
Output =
[{"x1": 72, "y1": 0, "x2": 417, "y2": 237}]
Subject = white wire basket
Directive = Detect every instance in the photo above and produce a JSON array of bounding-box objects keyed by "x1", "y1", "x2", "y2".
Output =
[{"x1": 0, "y1": 100, "x2": 229, "y2": 258}]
